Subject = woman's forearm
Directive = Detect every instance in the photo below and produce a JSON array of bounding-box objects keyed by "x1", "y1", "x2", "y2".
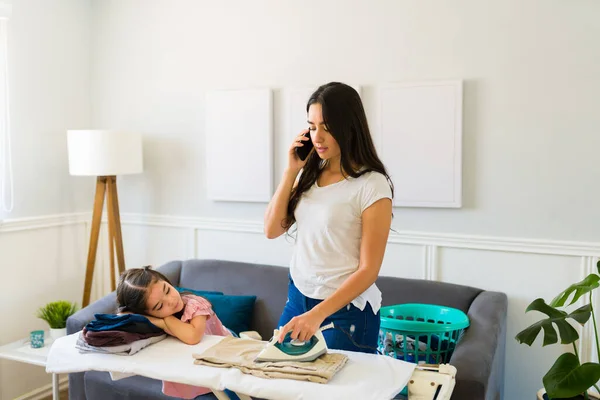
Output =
[
  {"x1": 311, "y1": 267, "x2": 379, "y2": 321},
  {"x1": 264, "y1": 168, "x2": 299, "y2": 239}
]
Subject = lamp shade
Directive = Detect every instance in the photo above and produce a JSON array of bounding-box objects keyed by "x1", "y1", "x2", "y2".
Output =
[{"x1": 67, "y1": 130, "x2": 143, "y2": 176}]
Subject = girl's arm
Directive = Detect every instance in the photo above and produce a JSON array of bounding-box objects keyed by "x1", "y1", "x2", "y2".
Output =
[
  {"x1": 120, "y1": 311, "x2": 176, "y2": 335},
  {"x1": 147, "y1": 315, "x2": 208, "y2": 345},
  {"x1": 144, "y1": 316, "x2": 173, "y2": 336},
  {"x1": 277, "y1": 197, "x2": 393, "y2": 342}
]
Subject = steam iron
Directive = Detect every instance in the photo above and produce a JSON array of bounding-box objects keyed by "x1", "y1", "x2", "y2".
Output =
[{"x1": 255, "y1": 322, "x2": 334, "y2": 363}]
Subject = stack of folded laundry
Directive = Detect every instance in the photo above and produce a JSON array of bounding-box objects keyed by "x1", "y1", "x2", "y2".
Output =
[
  {"x1": 77, "y1": 313, "x2": 167, "y2": 356},
  {"x1": 193, "y1": 336, "x2": 348, "y2": 384}
]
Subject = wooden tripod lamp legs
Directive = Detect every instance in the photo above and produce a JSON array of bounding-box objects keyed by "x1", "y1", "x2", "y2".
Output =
[{"x1": 82, "y1": 176, "x2": 126, "y2": 308}]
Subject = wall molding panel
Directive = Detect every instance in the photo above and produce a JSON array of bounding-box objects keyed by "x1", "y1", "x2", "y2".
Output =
[{"x1": 4, "y1": 212, "x2": 600, "y2": 257}]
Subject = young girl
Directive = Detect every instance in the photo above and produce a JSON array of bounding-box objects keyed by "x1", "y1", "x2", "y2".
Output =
[{"x1": 116, "y1": 266, "x2": 233, "y2": 399}]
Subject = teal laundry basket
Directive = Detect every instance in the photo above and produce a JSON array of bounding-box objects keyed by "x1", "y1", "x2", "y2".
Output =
[{"x1": 378, "y1": 303, "x2": 470, "y2": 365}]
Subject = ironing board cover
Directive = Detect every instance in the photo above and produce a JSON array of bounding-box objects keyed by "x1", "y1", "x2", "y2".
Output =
[{"x1": 46, "y1": 332, "x2": 416, "y2": 400}]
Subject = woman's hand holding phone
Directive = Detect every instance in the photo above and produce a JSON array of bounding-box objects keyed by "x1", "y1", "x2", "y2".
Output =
[{"x1": 288, "y1": 129, "x2": 313, "y2": 173}]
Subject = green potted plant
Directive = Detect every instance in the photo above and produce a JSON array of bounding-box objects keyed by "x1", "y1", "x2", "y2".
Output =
[
  {"x1": 516, "y1": 261, "x2": 600, "y2": 400},
  {"x1": 36, "y1": 300, "x2": 78, "y2": 340}
]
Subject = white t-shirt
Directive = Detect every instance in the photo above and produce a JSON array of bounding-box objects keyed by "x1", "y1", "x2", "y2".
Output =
[{"x1": 289, "y1": 170, "x2": 393, "y2": 314}]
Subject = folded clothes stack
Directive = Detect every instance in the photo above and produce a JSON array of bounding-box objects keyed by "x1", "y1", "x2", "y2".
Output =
[
  {"x1": 77, "y1": 313, "x2": 167, "y2": 356},
  {"x1": 193, "y1": 336, "x2": 348, "y2": 384}
]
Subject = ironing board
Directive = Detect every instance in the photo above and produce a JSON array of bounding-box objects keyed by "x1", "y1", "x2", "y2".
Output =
[{"x1": 45, "y1": 332, "x2": 455, "y2": 400}]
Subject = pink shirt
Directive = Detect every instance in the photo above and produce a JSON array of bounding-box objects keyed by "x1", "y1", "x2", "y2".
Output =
[{"x1": 162, "y1": 294, "x2": 232, "y2": 399}]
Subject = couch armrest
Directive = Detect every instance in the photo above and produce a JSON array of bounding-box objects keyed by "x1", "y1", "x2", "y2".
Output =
[
  {"x1": 67, "y1": 292, "x2": 118, "y2": 335},
  {"x1": 449, "y1": 290, "x2": 508, "y2": 400}
]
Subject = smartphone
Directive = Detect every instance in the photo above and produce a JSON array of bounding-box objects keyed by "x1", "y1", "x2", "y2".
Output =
[{"x1": 295, "y1": 131, "x2": 314, "y2": 161}]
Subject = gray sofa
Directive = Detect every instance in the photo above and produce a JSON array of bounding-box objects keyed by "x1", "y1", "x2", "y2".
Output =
[{"x1": 66, "y1": 259, "x2": 507, "y2": 400}]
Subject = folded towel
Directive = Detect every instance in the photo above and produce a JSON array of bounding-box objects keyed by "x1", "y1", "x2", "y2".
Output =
[
  {"x1": 76, "y1": 332, "x2": 167, "y2": 356},
  {"x1": 83, "y1": 327, "x2": 165, "y2": 347},
  {"x1": 85, "y1": 313, "x2": 164, "y2": 334},
  {"x1": 192, "y1": 336, "x2": 348, "y2": 384}
]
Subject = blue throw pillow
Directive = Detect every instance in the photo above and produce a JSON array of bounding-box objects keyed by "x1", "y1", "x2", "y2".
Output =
[
  {"x1": 204, "y1": 293, "x2": 257, "y2": 335},
  {"x1": 175, "y1": 287, "x2": 256, "y2": 335}
]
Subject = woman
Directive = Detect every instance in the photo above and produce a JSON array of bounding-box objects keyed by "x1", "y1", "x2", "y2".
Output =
[{"x1": 264, "y1": 82, "x2": 394, "y2": 353}]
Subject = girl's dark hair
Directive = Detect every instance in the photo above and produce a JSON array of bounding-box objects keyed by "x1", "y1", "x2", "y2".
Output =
[
  {"x1": 116, "y1": 266, "x2": 173, "y2": 314},
  {"x1": 284, "y1": 82, "x2": 394, "y2": 230}
]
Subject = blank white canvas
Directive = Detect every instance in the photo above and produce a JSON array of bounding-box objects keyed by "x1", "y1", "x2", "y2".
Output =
[
  {"x1": 378, "y1": 81, "x2": 463, "y2": 208},
  {"x1": 205, "y1": 89, "x2": 273, "y2": 202}
]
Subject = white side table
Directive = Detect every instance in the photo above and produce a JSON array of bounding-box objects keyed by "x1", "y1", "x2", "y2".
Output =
[{"x1": 0, "y1": 331, "x2": 60, "y2": 400}]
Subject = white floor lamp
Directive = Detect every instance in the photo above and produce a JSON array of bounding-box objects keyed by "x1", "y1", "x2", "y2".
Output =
[{"x1": 67, "y1": 130, "x2": 143, "y2": 307}]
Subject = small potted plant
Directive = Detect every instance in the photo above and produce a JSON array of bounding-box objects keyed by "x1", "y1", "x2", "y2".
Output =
[
  {"x1": 36, "y1": 300, "x2": 78, "y2": 340},
  {"x1": 516, "y1": 261, "x2": 600, "y2": 399}
]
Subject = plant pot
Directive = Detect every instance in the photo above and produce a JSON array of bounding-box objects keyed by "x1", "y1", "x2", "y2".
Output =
[
  {"x1": 49, "y1": 327, "x2": 67, "y2": 340},
  {"x1": 538, "y1": 388, "x2": 600, "y2": 400}
]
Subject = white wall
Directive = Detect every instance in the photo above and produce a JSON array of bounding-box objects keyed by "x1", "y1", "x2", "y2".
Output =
[
  {"x1": 0, "y1": 1, "x2": 93, "y2": 399},
  {"x1": 91, "y1": 0, "x2": 600, "y2": 242},
  {"x1": 88, "y1": 1, "x2": 600, "y2": 399}
]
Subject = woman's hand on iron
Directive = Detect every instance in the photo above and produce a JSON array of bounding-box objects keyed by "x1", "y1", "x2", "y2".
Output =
[{"x1": 278, "y1": 309, "x2": 326, "y2": 343}]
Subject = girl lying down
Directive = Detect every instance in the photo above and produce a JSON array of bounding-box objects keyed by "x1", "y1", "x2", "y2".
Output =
[{"x1": 116, "y1": 266, "x2": 235, "y2": 399}]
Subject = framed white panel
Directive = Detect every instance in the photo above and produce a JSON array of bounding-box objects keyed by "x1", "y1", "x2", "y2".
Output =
[
  {"x1": 378, "y1": 80, "x2": 463, "y2": 208},
  {"x1": 205, "y1": 89, "x2": 273, "y2": 202},
  {"x1": 0, "y1": 3, "x2": 12, "y2": 19}
]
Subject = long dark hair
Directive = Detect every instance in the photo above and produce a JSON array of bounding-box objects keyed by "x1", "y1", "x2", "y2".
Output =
[
  {"x1": 116, "y1": 266, "x2": 172, "y2": 314},
  {"x1": 117, "y1": 266, "x2": 210, "y2": 318},
  {"x1": 284, "y1": 82, "x2": 394, "y2": 230}
]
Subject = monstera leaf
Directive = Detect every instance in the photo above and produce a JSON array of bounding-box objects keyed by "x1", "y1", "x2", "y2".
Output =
[
  {"x1": 543, "y1": 352, "x2": 600, "y2": 398},
  {"x1": 516, "y1": 261, "x2": 600, "y2": 398},
  {"x1": 550, "y1": 273, "x2": 600, "y2": 308},
  {"x1": 515, "y1": 299, "x2": 591, "y2": 346}
]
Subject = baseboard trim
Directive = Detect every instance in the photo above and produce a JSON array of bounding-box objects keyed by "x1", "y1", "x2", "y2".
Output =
[{"x1": 15, "y1": 376, "x2": 68, "y2": 400}]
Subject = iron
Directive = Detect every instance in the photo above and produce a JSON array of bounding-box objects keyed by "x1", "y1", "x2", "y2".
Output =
[{"x1": 254, "y1": 322, "x2": 334, "y2": 363}]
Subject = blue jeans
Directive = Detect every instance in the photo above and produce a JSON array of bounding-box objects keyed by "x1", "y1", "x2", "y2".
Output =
[{"x1": 277, "y1": 275, "x2": 380, "y2": 354}]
